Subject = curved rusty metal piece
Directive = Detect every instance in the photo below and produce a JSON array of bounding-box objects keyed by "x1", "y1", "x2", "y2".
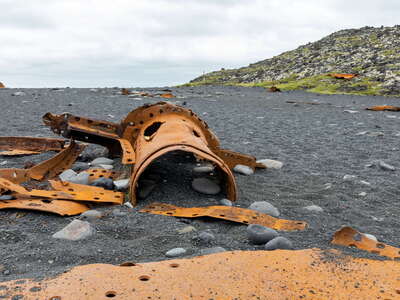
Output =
[
  {"x1": 2, "y1": 249, "x2": 400, "y2": 299},
  {"x1": 43, "y1": 102, "x2": 263, "y2": 205},
  {"x1": 366, "y1": 105, "x2": 400, "y2": 111},
  {"x1": 0, "y1": 136, "x2": 66, "y2": 156},
  {"x1": 332, "y1": 226, "x2": 400, "y2": 259},
  {"x1": 140, "y1": 202, "x2": 307, "y2": 231}
]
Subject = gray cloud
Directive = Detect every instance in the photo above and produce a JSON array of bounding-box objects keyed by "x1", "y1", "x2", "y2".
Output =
[{"x1": 0, "y1": 0, "x2": 398, "y2": 87}]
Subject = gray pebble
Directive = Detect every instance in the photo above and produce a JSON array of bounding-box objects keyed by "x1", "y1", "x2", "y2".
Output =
[
  {"x1": 70, "y1": 172, "x2": 90, "y2": 185},
  {"x1": 90, "y1": 177, "x2": 115, "y2": 190},
  {"x1": 165, "y1": 247, "x2": 186, "y2": 257},
  {"x1": 233, "y1": 164, "x2": 254, "y2": 175},
  {"x1": 59, "y1": 169, "x2": 77, "y2": 182},
  {"x1": 112, "y1": 208, "x2": 127, "y2": 217},
  {"x1": 72, "y1": 162, "x2": 90, "y2": 172},
  {"x1": 11, "y1": 91, "x2": 26, "y2": 96},
  {"x1": 97, "y1": 164, "x2": 113, "y2": 170},
  {"x1": 247, "y1": 224, "x2": 278, "y2": 245},
  {"x1": 52, "y1": 220, "x2": 94, "y2": 241},
  {"x1": 3, "y1": 270, "x2": 10, "y2": 275},
  {"x1": 256, "y1": 159, "x2": 283, "y2": 169},
  {"x1": 197, "y1": 232, "x2": 215, "y2": 244},
  {"x1": 248, "y1": 201, "x2": 280, "y2": 217},
  {"x1": 90, "y1": 157, "x2": 114, "y2": 166},
  {"x1": 193, "y1": 165, "x2": 214, "y2": 174},
  {"x1": 303, "y1": 205, "x2": 324, "y2": 213},
  {"x1": 80, "y1": 210, "x2": 103, "y2": 220},
  {"x1": 0, "y1": 195, "x2": 14, "y2": 200},
  {"x1": 343, "y1": 174, "x2": 357, "y2": 181},
  {"x1": 378, "y1": 160, "x2": 395, "y2": 171},
  {"x1": 265, "y1": 237, "x2": 293, "y2": 250},
  {"x1": 363, "y1": 233, "x2": 378, "y2": 242},
  {"x1": 219, "y1": 198, "x2": 233, "y2": 206},
  {"x1": 199, "y1": 247, "x2": 226, "y2": 255},
  {"x1": 191, "y1": 178, "x2": 221, "y2": 195}
]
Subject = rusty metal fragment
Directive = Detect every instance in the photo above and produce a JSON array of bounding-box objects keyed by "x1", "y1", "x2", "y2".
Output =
[
  {"x1": 85, "y1": 168, "x2": 121, "y2": 182},
  {"x1": 0, "y1": 136, "x2": 66, "y2": 156},
  {"x1": 366, "y1": 105, "x2": 400, "y2": 111},
  {"x1": 2, "y1": 249, "x2": 400, "y2": 299},
  {"x1": 0, "y1": 198, "x2": 89, "y2": 216},
  {"x1": 332, "y1": 226, "x2": 400, "y2": 259},
  {"x1": 43, "y1": 102, "x2": 263, "y2": 205},
  {"x1": 329, "y1": 73, "x2": 358, "y2": 79},
  {"x1": 268, "y1": 86, "x2": 281, "y2": 92},
  {"x1": 140, "y1": 203, "x2": 307, "y2": 231},
  {"x1": 0, "y1": 178, "x2": 123, "y2": 204},
  {"x1": 0, "y1": 82, "x2": 5, "y2": 88}
]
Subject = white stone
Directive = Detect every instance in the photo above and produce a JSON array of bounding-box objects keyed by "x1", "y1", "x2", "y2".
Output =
[
  {"x1": 124, "y1": 202, "x2": 134, "y2": 209},
  {"x1": 114, "y1": 179, "x2": 130, "y2": 190},
  {"x1": 89, "y1": 88, "x2": 98, "y2": 92},
  {"x1": 12, "y1": 91, "x2": 26, "y2": 96},
  {"x1": 97, "y1": 164, "x2": 113, "y2": 170},
  {"x1": 363, "y1": 233, "x2": 378, "y2": 242},
  {"x1": 69, "y1": 172, "x2": 90, "y2": 185},
  {"x1": 177, "y1": 226, "x2": 197, "y2": 234},
  {"x1": 219, "y1": 198, "x2": 233, "y2": 206},
  {"x1": 303, "y1": 205, "x2": 324, "y2": 212},
  {"x1": 343, "y1": 174, "x2": 357, "y2": 181},
  {"x1": 52, "y1": 220, "x2": 94, "y2": 241},
  {"x1": 248, "y1": 201, "x2": 280, "y2": 217},
  {"x1": 90, "y1": 157, "x2": 114, "y2": 166},
  {"x1": 165, "y1": 248, "x2": 186, "y2": 257},
  {"x1": 256, "y1": 159, "x2": 283, "y2": 169},
  {"x1": 233, "y1": 164, "x2": 254, "y2": 175},
  {"x1": 358, "y1": 192, "x2": 367, "y2": 197},
  {"x1": 359, "y1": 180, "x2": 371, "y2": 186},
  {"x1": 378, "y1": 161, "x2": 395, "y2": 171},
  {"x1": 343, "y1": 110, "x2": 359, "y2": 114},
  {"x1": 193, "y1": 165, "x2": 214, "y2": 174},
  {"x1": 355, "y1": 131, "x2": 368, "y2": 136}
]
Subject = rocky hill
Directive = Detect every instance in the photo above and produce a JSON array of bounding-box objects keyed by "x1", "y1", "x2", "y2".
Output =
[{"x1": 189, "y1": 26, "x2": 400, "y2": 97}]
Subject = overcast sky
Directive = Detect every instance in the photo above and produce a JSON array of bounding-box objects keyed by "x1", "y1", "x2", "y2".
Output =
[{"x1": 0, "y1": 0, "x2": 398, "y2": 88}]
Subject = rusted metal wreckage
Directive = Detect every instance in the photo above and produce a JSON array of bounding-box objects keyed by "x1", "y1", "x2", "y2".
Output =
[{"x1": 0, "y1": 101, "x2": 272, "y2": 217}]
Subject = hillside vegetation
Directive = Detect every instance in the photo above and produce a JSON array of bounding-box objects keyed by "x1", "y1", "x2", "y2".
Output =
[{"x1": 188, "y1": 26, "x2": 400, "y2": 97}]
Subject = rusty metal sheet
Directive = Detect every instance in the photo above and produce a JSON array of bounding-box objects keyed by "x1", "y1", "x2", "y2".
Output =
[
  {"x1": 27, "y1": 140, "x2": 84, "y2": 180},
  {"x1": 85, "y1": 168, "x2": 121, "y2": 182},
  {"x1": 329, "y1": 73, "x2": 358, "y2": 79},
  {"x1": 366, "y1": 105, "x2": 400, "y2": 111},
  {"x1": 331, "y1": 226, "x2": 400, "y2": 259},
  {"x1": 2, "y1": 249, "x2": 400, "y2": 299},
  {"x1": 0, "y1": 198, "x2": 89, "y2": 216},
  {"x1": 140, "y1": 202, "x2": 307, "y2": 231},
  {"x1": 0, "y1": 82, "x2": 5, "y2": 88},
  {"x1": 118, "y1": 138, "x2": 135, "y2": 164},
  {"x1": 0, "y1": 168, "x2": 29, "y2": 184},
  {"x1": 159, "y1": 92, "x2": 175, "y2": 98},
  {"x1": 0, "y1": 178, "x2": 123, "y2": 204},
  {"x1": 0, "y1": 136, "x2": 66, "y2": 156}
]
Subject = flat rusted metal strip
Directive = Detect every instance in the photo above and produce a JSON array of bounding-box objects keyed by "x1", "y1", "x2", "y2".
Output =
[
  {"x1": 0, "y1": 136, "x2": 66, "y2": 154},
  {"x1": 84, "y1": 168, "x2": 121, "y2": 182},
  {"x1": 118, "y1": 138, "x2": 135, "y2": 164},
  {"x1": 0, "y1": 150, "x2": 41, "y2": 156},
  {"x1": 329, "y1": 73, "x2": 358, "y2": 79},
  {"x1": 0, "y1": 198, "x2": 89, "y2": 216},
  {"x1": 0, "y1": 178, "x2": 123, "y2": 204},
  {"x1": 2, "y1": 249, "x2": 400, "y2": 299},
  {"x1": 27, "y1": 140, "x2": 84, "y2": 180},
  {"x1": 366, "y1": 105, "x2": 400, "y2": 111},
  {"x1": 0, "y1": 169, "x2": 29, "y2": 184},
  {"x1": 140, "y1": 203, "x2": 307, "y2": 231},
  {"x1": 331, "y1": 226, "x2": 400, "y2": 259}
]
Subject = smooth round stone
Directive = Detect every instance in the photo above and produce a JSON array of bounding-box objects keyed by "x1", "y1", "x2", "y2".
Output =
[
  {"x1": 193, "y1": 165, "x2": 214, "y2": 174},
  {"x1": 59, "y1": 169, "x2": 77, "y2": 182},
  {"x1": 248, "y1": 201, "x2": 280, "y2": 217},
  {"x1": 247, "y1": 224, "x2": 278, "y2": 245},
  {"x1": 256, "y1": 159, "x2": 283, "y2": 169},
  {"x1": 90, "y1": 177, "x2": 114, "y2": 190},
  {"x1": 378, "y1": 160, "x2": 395, "y2": 171},
  {"x1": 233, "y1": 164, "x2": 254, "y2": 175},
  {"x1": 69, "y1": 172, "x2": 90, "y2": 185},
  {"x1": 114, "y1": 179, "x2": 130, "y2": 191},
  {"x1": 90, "y1": 157, "x2": 114, "y2": 166},
  {"x1": 197, "y1": 232, "x2": 215, "y2": 244},
  {"x1": 97, "y1": 164, "x2": 113, "y2": 170},
  {"x1": 303, "y1": 205, "x2": 324, "y2": 213},
  {"x1": 219, "y1": 198, "x2": 233, "y2": 206},
  {"x1": 165, "y1": 248, "x2": 187, "y2": 257},
  {"x1": 199, "y1": 247, "x2": 226, "y2": 255},
  {"x1": 363, "y1": 233, "x2": 378, "y2": 242},
  {"x1": 343, "y1": 174, "x2": 357, "y2": 181},
  {"x1": 80, "y1": 209, "x2": 103, "y2": 220},
  {"x1": 0, "y1": 195, "x2": 14, "y2": 200},
  {"x1": 191, "y1": 178, "x2": 221, "y2": 195},
  {"x1": 265, "y1": 237, "x2": 293, "y2": 250},
  {"x1": 72, "y1": 162, "x2": 90, "y2": 172}
]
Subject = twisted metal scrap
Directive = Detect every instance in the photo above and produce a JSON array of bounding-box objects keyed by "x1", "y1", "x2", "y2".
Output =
[
  {"x1": 0, "y1": 136, "x2": 66, "y2": 156},
  {"x1": 43, "y1": 102, "x2": 265, "y2": 205},
  {"x1": 2, "y1": 249, "x2": 400, "y2": 299}
]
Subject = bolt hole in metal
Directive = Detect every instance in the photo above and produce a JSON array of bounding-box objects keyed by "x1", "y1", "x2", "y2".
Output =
[
  {"x1": 139, "y1": 275, "x2": 150, "y2": 281},
  {"x1": 105, "y1": 291, "x2": 117, "y2": 298}
]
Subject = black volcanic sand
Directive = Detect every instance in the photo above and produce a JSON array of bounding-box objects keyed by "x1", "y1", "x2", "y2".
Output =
[{"x1": 0, "y1": 86, "x2": 399, "y2": 281}]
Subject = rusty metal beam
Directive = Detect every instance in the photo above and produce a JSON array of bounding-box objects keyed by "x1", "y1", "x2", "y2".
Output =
[
  {"x1": 140, "y1": 202, "x2": 307, "y2": 231},
  {"x1": 328, "y1": 73, "x2": 358, "y2": 79},
  {"x1": 366, "y1": 105, "x2": 400, "y2": 111},
  {"x1": 1, "y1": 249, "x2": 400, "y2": 299},
  {"x1": 0, "y1": 136, "x2": 66, "y2": 156}
]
